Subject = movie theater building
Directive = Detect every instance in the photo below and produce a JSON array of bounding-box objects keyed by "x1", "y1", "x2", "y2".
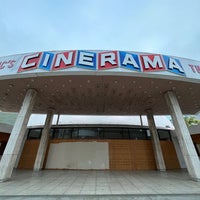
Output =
[{"x1": 0, "y1": 50, "x2": 200, "y2": 182}]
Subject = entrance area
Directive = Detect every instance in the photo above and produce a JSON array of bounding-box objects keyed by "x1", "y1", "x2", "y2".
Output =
[{"x1": 17, "y1": 126, "x2": 180, "y2": 171}]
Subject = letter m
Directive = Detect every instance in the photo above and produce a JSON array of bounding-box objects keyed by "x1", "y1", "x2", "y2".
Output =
[{"x1": 140, "y1": 54, "x2": 166, "y2": 72}]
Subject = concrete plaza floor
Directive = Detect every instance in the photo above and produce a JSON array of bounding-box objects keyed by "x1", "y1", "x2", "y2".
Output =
[{"x1": 0, "y1": 169, "x2": 200, "y2": 199}]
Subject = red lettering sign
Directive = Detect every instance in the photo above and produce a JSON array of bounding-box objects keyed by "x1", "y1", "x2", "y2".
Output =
[
  {"x1": 18, "y1": 53, "x2": 42, "y2": 72},
  {"x1": 140, "y1": 54, "x2": 165, "y2": 72},
  {"x1": 98, "y1": 51, "x2": 119, "y2": 70},
  {"x1": 52, "y1": 51, "x2": 76, "y2": 71}
]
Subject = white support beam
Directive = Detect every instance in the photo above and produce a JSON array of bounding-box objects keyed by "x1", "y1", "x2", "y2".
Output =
[
  {"x1": 165, "y1": 90, "x2": 200, "y2": 181},
  {"x1": 146, "y1": 109, "x2": 166, "y2": 171},
  {"x1": 34, "y1": 109, "x2": 54, "y2": 171},
  {"x1": 0, "y1": 89, "x2": 37, "y2": 182}
]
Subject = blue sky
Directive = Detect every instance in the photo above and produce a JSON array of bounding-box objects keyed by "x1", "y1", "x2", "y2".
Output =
[{"x1": 0, "y1": 0, "x2": 200, "y2": 60}]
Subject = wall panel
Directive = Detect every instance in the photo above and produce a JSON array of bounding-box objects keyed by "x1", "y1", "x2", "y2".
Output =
[
  {"x1": 45, "y1": 141, "x2": 109, "y2": 169},
  {"x1": 18, "y1": 138, "x2": 180, "y2": 170},
  {"x1": 132, "y1": 140, "x2": 156, "y2": 170},
  {"x1": 17, "y1": 140, "x2": 40, "y2": 169},
  {"x1": 160, "y1": 141, "x2": 180, "y2": 169},
  {"x1": 109, "y1": 140, "x2": 132, "y2": 170}
]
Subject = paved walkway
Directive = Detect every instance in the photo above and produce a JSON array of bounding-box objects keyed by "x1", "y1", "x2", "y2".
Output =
[{"x1": 0, "y1": 170, "x2": 200, "y2": 199}]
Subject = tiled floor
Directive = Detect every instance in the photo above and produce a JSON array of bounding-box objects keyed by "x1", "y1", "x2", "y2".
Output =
[{"x1": 0, "y1": 169, "x2": 200, "y2": 196}]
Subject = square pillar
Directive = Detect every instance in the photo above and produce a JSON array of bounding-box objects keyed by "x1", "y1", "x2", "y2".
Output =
[
  {"x1": 146, "y1": 109, "x2": 166, "y2": 171},
  {"x1": 165, "y1": 91, "x2": 200, "y2": 181},
  {"x1": 34, "y1": 109, "x2": 54, "y2": 171},
  {"x1": 0, "y1": 89, "x2": 37, "y2": 182}
]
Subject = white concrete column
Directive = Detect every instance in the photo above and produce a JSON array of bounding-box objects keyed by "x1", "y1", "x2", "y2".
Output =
[
  {"x1": 34, "y1": 109, "x2": 54, "y2": 171},
  {"x1": 0, "y1": 89, "x2": 37, "y2": 182},
  {"x1": 171, "y1": 130, "x2": 186, "y2": 169},
  {"x1": 14, "y1": 130, "x2": 28, "y2": 168},
  {"x1": 165, "y1": 90, "x2": 200, "y2": 181},
  {"x1": 146, "y1": 109, "x2": 166, "y2": 171}
]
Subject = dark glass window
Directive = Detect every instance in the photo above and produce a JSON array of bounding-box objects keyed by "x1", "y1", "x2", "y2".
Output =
[
  {"x1": 49, "y1": 128, "x2": 54, "y2": 139},
  {"x1": 98, "y1": 128, "x2": 104, "y2": 139},
  {"x1": 27, "y1": 127, "x2": 172, "y2": 141},
  {"x1": 27, "y1": 128, "x2": 42, "y2": 139},
  {"x1": 55, "y1": 128, "x2": 72, "y2": 139},
  {"x1": 51, "y1": 128, "x2": 76, "y2": 139},
  {"x1": 53, "y1": 128, "x2": 64, "y2": 139},
  {"x1": 103, "y1": 128, "x2": 124, "y2": 139},
  {"x1": 129, "y1": 128, "x2": 147, "y2": 140},
  {"x1": 158, "y1": 130, "x2": 171, "y2": 140},
  {"x1": 122, "y1": 128, "x2": 130, "y2": 139},
  {"x1": 78, "y1": 128, "x2": 98, "y2": 139},
  {"x1": 71, "y1": 128, "x2": 79, "y2": 138}
]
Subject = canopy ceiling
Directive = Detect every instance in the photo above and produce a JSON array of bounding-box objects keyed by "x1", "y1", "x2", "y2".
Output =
[{"x1": 0, "y1": 75, "x2": 199, "y2": 115}]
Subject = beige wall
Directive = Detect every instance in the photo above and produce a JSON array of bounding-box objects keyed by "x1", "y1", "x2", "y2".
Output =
[{"x1": 45, "y1": 142, "x2": 109, "y2": 169}]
